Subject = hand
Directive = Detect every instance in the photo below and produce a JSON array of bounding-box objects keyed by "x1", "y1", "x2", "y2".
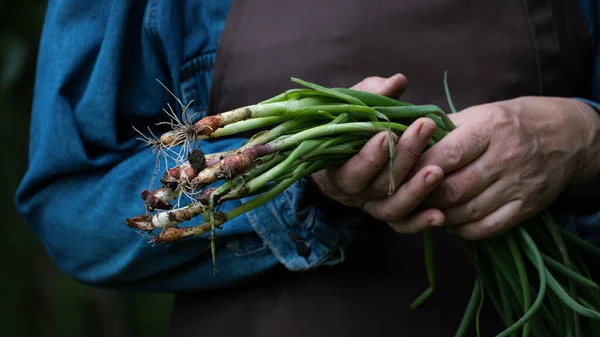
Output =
[
  {"x1": 395, "y1": 96, "x2": 600, "y2": 240},
  {"x1": 310, "y1": 74, "x2": 445, "y2": 225}
]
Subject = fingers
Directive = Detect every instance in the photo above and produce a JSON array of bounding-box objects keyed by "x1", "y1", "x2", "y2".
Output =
[
  {"x1": 309, "y1": 74, "x2": 409, "y2": 205},
  {"x1": 351, "y1": 73, "x2": 408, "y2": 98},
  {"x1": 315, "y1": 117, "x2": 436, "y2": 206},
  {"x1": 325, "y1": 131, "x2": 392, "y2": 195},
  {"x1": 451, "y1": 200, "x2": 525, "y2": 240},
  {"x1": 367, "y1": 118, "x2": 437, "y2": 196},
  {"x1": 412, "y1": 123, "x2": 490, "y2": 176},
  {"x1": 441, "y1": 180, "x2": 509, "y2": 226},
  {"x1": 388, "y1": 208, "x2": 445, "y2": 234},
  {"x1": 363, "y1": 165, "x2": 444, "y2": 221},
  {"x1": 424, "y1": 159, "x2": 496, "y2": 209},
  {"x1": 320, "y1": 73, "x2": 410, "y2": 197}
]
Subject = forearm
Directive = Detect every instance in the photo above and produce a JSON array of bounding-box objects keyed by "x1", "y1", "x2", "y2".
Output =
[
  {"x1": 529, "y1": 97, "x2": 600, "y2": 244},
  {"x1": 17, "y1": 136, "x2": 358, "y2": 291}
]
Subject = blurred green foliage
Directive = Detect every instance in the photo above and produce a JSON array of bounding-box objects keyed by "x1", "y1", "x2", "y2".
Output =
[{"x1": 1, "y1": 2, "x2": 173, "y2": 337}]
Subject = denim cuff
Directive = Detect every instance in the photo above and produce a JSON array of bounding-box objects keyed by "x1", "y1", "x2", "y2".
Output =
[
  {"x1": 242, "y1": 178, "x2": 362, "y2": 271},
  {"x1": 573, "y1": 97, "x2": 600, "y2": 111}
]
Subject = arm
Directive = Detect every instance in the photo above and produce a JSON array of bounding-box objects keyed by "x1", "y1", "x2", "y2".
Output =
[
  {"x1": 15, "y1": 0, "x2": 350, "y2": 291},
  {"x1": 312, "y1": 2, "x2": 600, "y2": 242},
  {"x1": 313, "y1": 96, "x2": 600, "y2": 242}
]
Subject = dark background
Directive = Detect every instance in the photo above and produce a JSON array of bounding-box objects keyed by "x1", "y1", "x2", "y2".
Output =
[{"x1": 1, "y1": 2, "x2": 173, "y2": 336}]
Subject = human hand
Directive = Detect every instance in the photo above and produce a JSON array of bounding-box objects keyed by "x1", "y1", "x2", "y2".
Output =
[
  {"x1": 310, "y1": 74, "x2": 445, "y2": 224},
  {"x1": 393, "y1": 96, "x2": 600, "y2": 240}
]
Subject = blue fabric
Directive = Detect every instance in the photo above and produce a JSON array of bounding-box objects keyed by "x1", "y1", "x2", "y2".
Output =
[
  {"x1": 14, "y1": 0, "x2": 600, "y2": 291},
  {"x1": 14, "y1": 0, "x2": 354, "y2": 292}
]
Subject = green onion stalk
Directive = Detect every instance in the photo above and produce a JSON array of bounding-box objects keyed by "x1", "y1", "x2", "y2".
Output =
[{"x1": 126, "y1": 76, "x2": 600, "y2": 337}]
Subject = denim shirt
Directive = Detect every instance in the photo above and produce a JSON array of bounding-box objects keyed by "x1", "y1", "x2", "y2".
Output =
[{"x1": 14, "y1": 0, "x2": 600, "y2": 291}]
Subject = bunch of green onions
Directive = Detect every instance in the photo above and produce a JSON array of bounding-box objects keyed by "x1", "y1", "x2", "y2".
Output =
[{"x1": 126, "y1": 76, "x2": 600, "y2": 337}]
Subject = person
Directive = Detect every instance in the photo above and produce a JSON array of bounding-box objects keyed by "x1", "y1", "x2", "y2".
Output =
[{"x1": 15, "y1": 0, "x2": 600, "y2": 336}]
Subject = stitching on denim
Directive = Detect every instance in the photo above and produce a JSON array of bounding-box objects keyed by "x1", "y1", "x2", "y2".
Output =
[
  {"x1": 180, "y1": 52, "x2": 216, "y2": 81},
  {"x1": 243, "y1": 197, "x2": 339, "y2": 271},
  {"x1": 233, "y1": 239, "x2": 269, "y2": 257},
  {"x1": 178, "y1": 52, "x2": 217, "y2": 116}
]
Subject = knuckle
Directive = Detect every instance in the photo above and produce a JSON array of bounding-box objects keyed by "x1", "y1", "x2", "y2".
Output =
[
  {"x1": 406, "y1": 184, "x2": 423, "y2": 202},
  {"x1": 496, "y1": 108, "x2": 513, "y2": 124},
  {"x1": 398, "y1": 139, "x2": 422, "y2": 161},
  {"x1": 441, "y1": 141, "x2": 462, "y2": 168},
  {"x1": 471, "y1": 127, "x2": 489, "y2": 150},
  {"x1": 330, "y1": 172, "x2": 348, "y2": 192},
  {"x1": 333, "y1": 182, "x2": 362, "y2": 199},
  {"x1": 489, "y1": 103, "x2": 514, "y2": 126},
  {"x1": 313, "y1": 173, "x2": 341, "y2": 198},
  {"x1": 506, "y1": 144, "x2": 533, "y2": 164},
  {"x1": 464, "y1": 166, "x2": 482, "y2": 187},
  {"x1": 343, "y1": 183, "x2": 364, "y2": 196},
  {"x1": 442, "y1": 180, "x2": 463, "y2": 204},
  {"x1": 371, "y1": 175, "x2": 391, "y2": 195},
  {"x1": 357, "y1": 151, "x2": 385, "y2": 172},
  {"x1": 365, "y1": 76, "x2": 383, "y2": 83},
  {"x1": 464, "y1": 201, "x2": 481, "y2": 220},
  {"x1": 376, "y1": 207, "x2": 399, "y2": 222},
  {"x1": 329, "y1": 172, "x2": 362, "y2": 196},
  {"x1": 354, "y1": 76, "x2": 385, "y2": 92}
]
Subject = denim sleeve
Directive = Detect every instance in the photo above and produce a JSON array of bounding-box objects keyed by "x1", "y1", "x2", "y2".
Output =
[{"x1": 14, "y1": 0, "x2": 353, "y2": 292}]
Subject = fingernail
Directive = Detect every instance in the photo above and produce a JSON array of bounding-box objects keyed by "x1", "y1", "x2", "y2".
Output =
[
  {"x1": 420, "y1": 122, "x2": 435, "y2": 138},
  {"x1": 425, "y1": 172, "x2": 441, "y2": 185},
  {"x1": 380, "y1": 135, "x2": 390, "y2": 151}
]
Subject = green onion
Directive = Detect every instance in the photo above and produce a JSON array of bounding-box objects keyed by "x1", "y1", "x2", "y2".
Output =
[{"x1": 128, "y1": 76, "x2": 600, "y2": 337}]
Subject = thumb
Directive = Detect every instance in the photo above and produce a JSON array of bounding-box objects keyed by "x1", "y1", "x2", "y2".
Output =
[{"x1": 351, "y1": 73, "x2": 408, "y2": 98}]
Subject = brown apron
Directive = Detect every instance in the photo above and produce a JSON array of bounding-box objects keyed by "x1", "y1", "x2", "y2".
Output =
[{"x1": 171, "y1": 0, "x2": 592, "y2": 336}]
